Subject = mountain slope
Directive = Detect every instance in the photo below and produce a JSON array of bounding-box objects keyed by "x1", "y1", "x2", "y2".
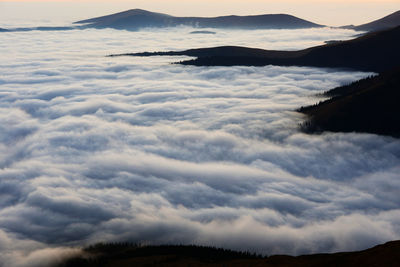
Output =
[
  {"x1": 343, "y1": 10, "x2": 400, "y2": 32},
  {"x1": 75, "y1": 9, "x2": 174, "y2": 30},
  {"x1": 114, "y1": 26, "x2": 400, "y2": 73},
  {"x1": 59, "y1": 240, "x2": 400, "y2": 267},
  {"x1": 299, "y1": 67, "x2": 400, "y2": 137},
  {"x1": 75, "y1": 8, "x2": 324, "y2": 30}
]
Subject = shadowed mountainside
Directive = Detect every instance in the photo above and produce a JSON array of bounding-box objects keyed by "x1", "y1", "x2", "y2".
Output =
[
  {"x1": 342, "y1": 10, "x2": 400, "y2": 32},
  {"x1": 74, "y1": 8, "x2": 324, "y2": 30},
  {"x1": 114, "y1": 26, "x2": 400, "y2": 137},
  {"x1": 59, "y1": 240, "x2": 400, "y2": 267},
  {"x1": 113, "y1": 25, "x2": 400, "y2": 73},
  {"x1": 298, "y1": 67, "x2": 400, "y2": 137}
]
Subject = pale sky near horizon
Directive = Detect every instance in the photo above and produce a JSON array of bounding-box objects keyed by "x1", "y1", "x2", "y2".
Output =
[{"x1": 0, "y1": 0, "x2": 399, "y2": 26}]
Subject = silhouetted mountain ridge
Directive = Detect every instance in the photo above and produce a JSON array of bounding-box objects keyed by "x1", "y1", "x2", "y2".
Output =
[
  {"x1": 74, "y1": 8, "x2": 324, "y2": 30},
  {"x1": 342, "y1": 10, "x2": 400, "y2": 32},
  {"x1": 298, "y1": 67, "x2": 400, "y2": 137},
  {"x1": 115, "y1": 26, "x2": 400, "y2": 137},
  {"x1": 113, "y1": 26, "x2": 400, "y2": 73},
  {"x1": 59, "y1": 240, "x2": 400, "y2": 267},
  {"x1": 2, "y1": 9, "x2": 399, "y2": 33}
]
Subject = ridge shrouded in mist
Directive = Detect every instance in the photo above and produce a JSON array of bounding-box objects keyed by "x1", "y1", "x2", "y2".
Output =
[
  {"x1": 74, "y1": 8, "x2": 324, "y2": 30},
  {"x1": 342, "y1": 10, "x2": 400, "y2": 31},
  {"x1": 124, "y1": 25, "x2": 400, "y2": 73}
]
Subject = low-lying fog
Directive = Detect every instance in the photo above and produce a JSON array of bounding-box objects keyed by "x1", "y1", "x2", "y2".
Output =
[{"x1": 1, "y1": 26, "x2": 399, "y2": 266}]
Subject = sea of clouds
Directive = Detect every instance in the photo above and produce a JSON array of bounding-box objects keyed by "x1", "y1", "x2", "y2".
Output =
[{"x1": 0, "y1": 26, "x2": 400, "y2": 266}]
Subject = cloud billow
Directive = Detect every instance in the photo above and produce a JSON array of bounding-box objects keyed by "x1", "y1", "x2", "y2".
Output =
[{"x1": 0, "y1": 27, "x2": 399, "y2": 266}]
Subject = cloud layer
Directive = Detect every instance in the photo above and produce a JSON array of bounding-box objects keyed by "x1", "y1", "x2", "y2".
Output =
[{"x1": 0, "y1": 27, "x2": 399, "y2": 266}]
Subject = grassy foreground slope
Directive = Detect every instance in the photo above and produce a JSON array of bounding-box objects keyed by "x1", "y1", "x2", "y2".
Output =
[{"x1": 58, "y1": 241, "x2": 400, "y2": 267}]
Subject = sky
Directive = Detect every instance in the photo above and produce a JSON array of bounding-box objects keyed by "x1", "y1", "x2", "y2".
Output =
[{"x1": 0, "y1": 0, "x2": 399, "y2": 26}]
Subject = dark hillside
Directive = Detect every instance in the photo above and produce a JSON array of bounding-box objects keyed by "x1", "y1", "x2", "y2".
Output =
[
  {"x1": 342, "y1": 10, "x2": 400, "y2": 32},
  {"x1": 299, "y1": 68, "x2": 400, "y2": 137},
  {"x1": 58, "y1": 240, "x2": 400, "y2": 267},
  {"x1": 116, "y1": 26, "x2": 400, "y2": 73},
  {"x1": 75, "y1": 9, "x2": 323, "y2": 30}
]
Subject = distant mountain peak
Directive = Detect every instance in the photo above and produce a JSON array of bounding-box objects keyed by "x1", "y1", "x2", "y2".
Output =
[
  {"x1": 75, "y1": 8, "x2": 171, "y2": 25},
  {"x1": 128, "y1": 8, "x2": 151, "y2": 13},
  {"x1": 74, "y1": 9, "x2": 323, "y2": 30},
  {"x1": 384, "y1": 10, "x2": 400, "y2": 18},
  {"x1": 343, "y1": 9, "x2": 400, "y2": 31},
  {"x1": 124, "y1": 9, "x2": 171, "y2": 16}
]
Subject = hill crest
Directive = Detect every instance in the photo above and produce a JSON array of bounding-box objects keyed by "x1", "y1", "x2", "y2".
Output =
[
  {"x1": 74, "y1": 9, "x2": 324, "y2": 30},
  {"x1": 342, "y1": 10, "x2": 400, "y2": 31}
]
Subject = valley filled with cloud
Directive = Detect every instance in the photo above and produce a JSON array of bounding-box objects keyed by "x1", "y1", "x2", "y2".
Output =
[{"x1": 1, "y1": 27, "x2": 400, "y2": 266}]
